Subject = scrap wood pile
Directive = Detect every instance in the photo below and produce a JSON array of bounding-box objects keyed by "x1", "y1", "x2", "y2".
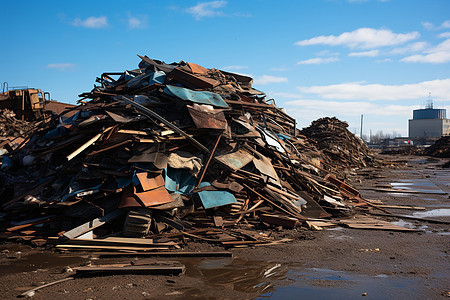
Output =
[
  {"x1": 0, "y1": 55, "x2": 378, "y2": 250},
  {"x1": 423, "y1": 136, "x2": 450, "y2": 158},
  {"x1": 300, "y1": 117, "x2": 377, "y2": 177}
]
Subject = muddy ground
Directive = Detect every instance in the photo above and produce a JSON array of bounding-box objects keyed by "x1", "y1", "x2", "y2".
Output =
[{"x1": 0, "y1": 154, "x2": 449, "y2": 299}]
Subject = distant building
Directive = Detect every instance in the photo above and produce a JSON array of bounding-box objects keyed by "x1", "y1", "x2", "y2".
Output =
[{"x1": 408, "y1": 100, "x2": 450, "y2": 138}]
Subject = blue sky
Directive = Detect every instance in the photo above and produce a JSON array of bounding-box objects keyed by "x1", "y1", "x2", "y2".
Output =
[{"x1": 1, "y1": 0, "x2": 450, "y2": 137}]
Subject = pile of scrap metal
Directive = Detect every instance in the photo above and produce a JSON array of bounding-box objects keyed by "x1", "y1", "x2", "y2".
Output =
[
  {"x1": 0, "y1": 55, "x2": 378, "y2": 250},
  {"x1": 0, "y1": 109, "x2": 34, "y2": 137},
  {"x1": 423, "y1": 136, "x2": 450, "y2": 158},
  {"x1": 300, "y1": 117, "x2": 377, "y2": 178}
]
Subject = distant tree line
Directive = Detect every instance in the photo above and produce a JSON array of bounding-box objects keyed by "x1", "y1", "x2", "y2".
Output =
[{"x1": 363, "y1": 130, "x2": 401, "y2": 144}]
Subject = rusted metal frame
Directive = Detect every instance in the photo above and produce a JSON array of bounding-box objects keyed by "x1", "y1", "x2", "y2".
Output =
[
  {"x1": 241, "y1": 183, "x2": 306, "y2": 221},
  {"x1": 195, "y1": 134, "x2": 222, "y2": 188},
  {"x1": 117, "y1": 95, "x2": 209, "y2": 154}
]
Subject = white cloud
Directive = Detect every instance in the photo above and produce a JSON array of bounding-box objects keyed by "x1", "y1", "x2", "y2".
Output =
[
  {"x1": 390, "y1": 42, "x2": 428, "y2": 54},
  {"x1": 295, "y1": 28, "x2": 419, "y2": 49},
  {"x1": 72, "y1": 16, "x2": 108, "y2": 28},
  {"x1": 254, "y1": 75, "x2": 288, "y2": 85},
  {"x1": 401, "y1": 39, "x2": 450, "y2": 64},
  {"x1": 439, "y1": 20, "x2": 450, "y2": 29},
  {"x1": 296, "y1": 57, "x2": 339, "y2": 65},
  {"x1": 421, "y1": 21, "x2": 434, "y2": 30},
  {"x1": 438, "y1": 32, "x2": 450, "y2": 38},
  {"x1": 296, "y1": 79, "x2": 450, "y2": 101},
  {"x1": 269, "y1": 91, "x2": 303, "y2": 99},
  {"x1": 128, "y1": 15, "x2": 147, "y2": 29},
  {"x1": 315, "y1": 50, "x2": 339, "y2": 57},
  {"x1": 376, "y1": 58, "x2": 393, "y2": 63},
  {"x1": 222, "y1": 65, "x2": 248, "y2": 70},
  {"x1": 285, "y1": 99, "x2": 417, "y2": 117},
  {"x1": 348, "y1": 50, "x2": 379, "y2": 57},
  {"x1": 186, "y1": 1, "x2": 227, "y2": 20},
  {"x1": 46, "y1": 63, "x2": 75, "y2": 71}
]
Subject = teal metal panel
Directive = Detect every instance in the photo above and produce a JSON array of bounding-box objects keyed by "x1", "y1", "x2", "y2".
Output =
[{"x1": 164, "y1": 85, "x2": 228, "y2": 108}]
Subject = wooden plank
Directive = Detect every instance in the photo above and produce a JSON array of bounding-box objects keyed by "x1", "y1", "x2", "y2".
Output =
[
  {"x1": 260, "y1": 214, "x2": 299, "y2": 229},
  {"x1": 19, "y1": 277, "x2": 74, "y2": 298},
  {"x1": 64, "y1": 238, "x2": 177, "y2": 247},
  {"x1": 96, "y1": 251, "x2": 233, "y2": 258},
  {"x1": 62, "y1": 210, "x2": 125, "y2": 239},
  {"x1": 55, "y1": 245, "x2": 172, "y2": 251},
  {"x1": 66, "y1": 132, "x2": 102, "y2": 161},
  {"x1": 76, "y1": 265, "x2": 185, "y2": 276},
  {"x1": 339, "y1": 217, "x2": 419, "y2": 232}
]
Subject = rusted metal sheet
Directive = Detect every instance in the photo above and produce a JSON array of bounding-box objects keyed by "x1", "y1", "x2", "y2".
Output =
[
  {"x1": 136, "y1": 173, "x2": 165, "y2": 191},
  {"x1": 120, "y1": 185, "x2": 174, "y2": 208},
  {"x1": 187, "y1": 106, "x2": 227, "y2": 130},
  {"x1": 187, "y1": 62, "x2": 209, "y2": 75},
  {"x1": 215, "y1": 149, "x2": 254, "y2": 171},
  {"x1": 136, "y1": 186, "x2": 174, "y2": 207},
  {"x1": 169, "y1": 67, "x2": 220, "y2": 89}
]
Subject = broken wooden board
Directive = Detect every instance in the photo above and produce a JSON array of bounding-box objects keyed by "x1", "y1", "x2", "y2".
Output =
[
  {"x1": 55, "y1": 244, "x2": 173, "y2": 251},
  {"x1": 61, "y1": 237, "x2": 178, "y2": 248},
  {"x1": 96, "y1": 251, "x2": 233, "y2": 258},
  {"x1": 62, "y1": 209, "x2": 125, "y2": 239},
  {"x1": 260, "y1": 214, "x2": 299, "y2": 229},
  {"x1": 339, "y1": 217, "x2": 419, "y2": 232},
  {"x1": 76, "y1": 264, "x2": 185, "y2": 276}
]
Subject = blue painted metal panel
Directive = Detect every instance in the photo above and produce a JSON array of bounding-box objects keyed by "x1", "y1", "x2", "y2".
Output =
[
  {"x1": 164, "y1": 167, "x2": 196, "y2": 194},
  {"x1": 198, "y1": 190, "x2": 237, "y2": 209},
  {"x1": 164, "y1": 85, "x2": 228, "y2": 108},
  {"x1": 197, "y1": 182, "x2": 237, "y2": 209}
]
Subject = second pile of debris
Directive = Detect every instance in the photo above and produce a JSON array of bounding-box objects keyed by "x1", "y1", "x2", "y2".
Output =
[{"x1": 0, "y1": 55, "x2": 378, "y2": 249}]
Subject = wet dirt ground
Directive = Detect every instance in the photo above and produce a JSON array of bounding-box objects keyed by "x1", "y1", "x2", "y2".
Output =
[{"x1": 0, "y1": 154, "x2": 449, "y2": 299}]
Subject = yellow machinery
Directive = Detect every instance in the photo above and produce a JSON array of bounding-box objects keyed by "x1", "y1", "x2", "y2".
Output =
[{"x1": 0, "y1": 82, "x2": 51, "y2": 121}]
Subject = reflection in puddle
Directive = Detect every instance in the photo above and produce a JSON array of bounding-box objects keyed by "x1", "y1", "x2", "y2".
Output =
[
  {"x1": 178, "y1": 257, "x2": 289, "y2": 295},
  {"x1": 0, "y1": 247, "x2": 87, "y2": 277},
  {"x1": 260, "y1": 266, "x2": 420, "y2": 299},
  {"x1": 173, "y1": 258, "x2": 421, "y2": 299},
  {"x1": 391, "y1": 220, "x2": 428, "y2": 231},
  {"x1": 413, "y1": 208, "x2": 450, "y2": 218}
]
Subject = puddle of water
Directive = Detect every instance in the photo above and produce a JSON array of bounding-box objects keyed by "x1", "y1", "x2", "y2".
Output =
[
  {"x1": 391, "y1": 220, "x2": 428, "y2": 231},
  {"x1": 259, "y1": 266, "x2": 420, "y2": 300},
  {"x1": 177, "y1": 257, "x2": 289, "y2": 295},
  {"x1": 171, "y1": 258, "x2": 423, "y2": 299},
  {"x1": 0, "y1": 247, "x2": 87, "y2": 277},
  {"x1": 424, "y1": 203, "x2": 450, "y2": 207},
  {"x1": 413, "y1": 208, "x2": 450, "y2": 218}
]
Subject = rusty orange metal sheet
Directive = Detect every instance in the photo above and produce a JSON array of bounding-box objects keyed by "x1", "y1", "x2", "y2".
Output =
[
  {"x1": 119, "y1": 186, "x2": 143, "y2": 208},
  {"x1": 136, "y1": 173, "x2": 165, "y2": 191},
  {"x1": 187, "y1": 106, "x2": 227, "y2": 130},
  {"x1": 135, "y1": 186, "x2": 174, "y2": 207},
  {"x1": 187, "y1": 62, "x2": 209, "y2": 75}
]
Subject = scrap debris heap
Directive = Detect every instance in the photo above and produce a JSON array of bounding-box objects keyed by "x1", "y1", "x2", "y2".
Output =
[
  {"x1": 0, "y1": 55, "x2": 377, "y2": 249},
  {"x1": 300, "y1": 117, "x2": 376, "y2": 177}
]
